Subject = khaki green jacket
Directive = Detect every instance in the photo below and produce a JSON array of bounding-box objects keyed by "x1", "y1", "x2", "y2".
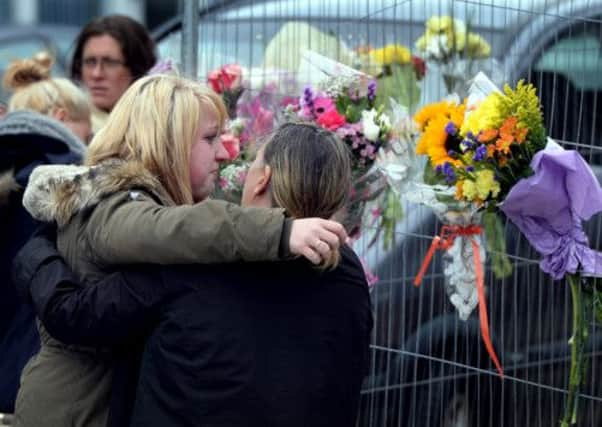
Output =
[{"x1": 16, "y1": 160, "x2": 290, "y2": 427}]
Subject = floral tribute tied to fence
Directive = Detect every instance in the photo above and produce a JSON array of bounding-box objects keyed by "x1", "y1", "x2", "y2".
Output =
[{"x1": 387, "y1": 71, "x2": 602, "y2": 426}]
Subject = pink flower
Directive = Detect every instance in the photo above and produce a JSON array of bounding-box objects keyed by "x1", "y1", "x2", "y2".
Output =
[
  {"x1": 208, "y1": 63, "x2": 242, "y2": 94},
  {"x1": 313, "y1": 96, "x2": 335, "y2": 116},
  {"x1": 220, "y1": 133, "x2": 240, "y2": 160},
  {"x1": 316, "y1": 109, "x2": 347, "y2": 130}
]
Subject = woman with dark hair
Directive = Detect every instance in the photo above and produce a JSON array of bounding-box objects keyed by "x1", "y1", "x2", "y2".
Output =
[
  {"x1": 70, "y1": 15, "x2": 156, "y2": 132},
  {"x1": 14, "y1": 123, "x2": 373, "y2": 427}
]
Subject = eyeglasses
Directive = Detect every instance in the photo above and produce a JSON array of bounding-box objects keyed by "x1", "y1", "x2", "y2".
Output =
[{"x1": 82, "y1": 57, "x2": 125, "y2": 71}]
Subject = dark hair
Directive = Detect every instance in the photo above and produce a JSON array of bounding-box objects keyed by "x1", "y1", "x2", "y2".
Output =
[
  {"x1": 262, "y1": 122, "x2": 352, "y2": 220},
  {"x1": 71, "y1": 15, "x2": 157, "y2": 81}
]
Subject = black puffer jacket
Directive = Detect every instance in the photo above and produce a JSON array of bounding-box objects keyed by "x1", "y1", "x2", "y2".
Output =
[{"x1": 0, "y1": 110, "x2": 84, "y2": 412}]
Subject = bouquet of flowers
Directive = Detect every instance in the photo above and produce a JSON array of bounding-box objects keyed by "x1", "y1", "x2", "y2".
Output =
[
  {"x1": 354, "y1": 43, "x2": 426, "y2": 111},
  {"x1": 207, "y1": 63, "x2": 244, "y2": 118},
  {"x1": 415, "y1": 15, "x2": 491, "y2": 94},
  {"x1": 414, "y1": 72, "x2": 602, "y2": 424},
  {"x1": 410, "y1": 74, "x2": 548, "y2": 378},
  {"x1": 285, "y1": 74, "x2": 393, "y2": 237}
]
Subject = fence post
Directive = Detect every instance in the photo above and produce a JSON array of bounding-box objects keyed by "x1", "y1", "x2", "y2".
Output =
[{"x1": 181, "y1": 0, "x2": 200, "y2": 78}]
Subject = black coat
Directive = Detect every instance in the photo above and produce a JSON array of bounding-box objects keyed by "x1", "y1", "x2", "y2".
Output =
[
  {"x1": 0, "y1": 111, "x2": 84, "y2": 412},
  {"x1": 13, "y1": 234, "x2": 373, "y2": 427}
]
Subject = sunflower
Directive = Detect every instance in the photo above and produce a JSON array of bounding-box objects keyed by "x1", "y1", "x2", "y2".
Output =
[{"x1": 415, "y1": 100, "x2": 466, "y2": 167}]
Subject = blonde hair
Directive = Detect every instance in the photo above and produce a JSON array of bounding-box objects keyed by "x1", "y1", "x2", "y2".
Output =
[
  {"x1": 3, "y1": 52, "x2": 91, "y2": 121},
  {"x1": 86, "y1": 74, "x2": 228, "y2": 205}
]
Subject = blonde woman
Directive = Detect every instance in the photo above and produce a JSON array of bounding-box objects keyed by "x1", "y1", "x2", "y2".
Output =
[
  {"x1": 15, "y1": 75, "x2": 346, "y2": 427},
  {"x1": 0, "y1": 53, "x2": 91, "y2": 416},
  {"x1": 4, "y1": 52, "x2": 92, "y2": 143},
  {"x1": 15, "y1": 122, "x2": 372, "y2": 427}
]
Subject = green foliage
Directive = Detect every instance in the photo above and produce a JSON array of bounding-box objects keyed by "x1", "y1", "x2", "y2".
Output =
[
  {"x1": 374, "y1": 64, "x2": 421, "y2": 112},
  {"x1": 498, "y1": 81, "x2": 547, "y2": 147},
  {"x1": 483, "y1": 211, "x2": 513, "y2": 279}
]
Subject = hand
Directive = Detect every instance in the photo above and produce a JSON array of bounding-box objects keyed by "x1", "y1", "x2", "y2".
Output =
[{"x1": 289, "y1": 218, "x2": 347, "y2": 265}]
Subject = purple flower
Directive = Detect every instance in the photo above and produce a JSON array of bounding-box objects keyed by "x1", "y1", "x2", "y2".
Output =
[
  {"x1": 473, "y1": 144, "x2": 487, "y2": 162},
  {"x1": 435, "y1": 164, "x2": 443, "y2": 174},
  {"x1": 466, "y1": 131, "x2": 476, "y2": 141},
  {"x1": 448, "y1": 149, "x2": 457, "y2": 157},
  {"x1": 367, "y1": 80, "x2": 377, "y2": 102},
  {"x1": 442, "y1": 161, "x2": 456, "y2": 183},
  {"x1": 465, "y1": 165, "x2": 475, "y2": 172},
  {"x1": 444, "y1": 121, "x2": 457, "y2": 136},
  {"x1": 461, "y1": 139, "x2": 474, "y2": 150},
  {"x1": 303, "y1": 86, "x2": 315, "y2": 117}
]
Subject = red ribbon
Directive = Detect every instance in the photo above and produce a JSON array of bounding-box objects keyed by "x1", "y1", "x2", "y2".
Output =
[{"x1": 414, "y1": 224, "x2": 504, "y2": 378}]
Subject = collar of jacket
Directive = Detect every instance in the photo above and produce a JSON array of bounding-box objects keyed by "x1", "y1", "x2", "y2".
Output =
[{"x1": 22, "y1": 159, "x2": 174, "y2": 226}]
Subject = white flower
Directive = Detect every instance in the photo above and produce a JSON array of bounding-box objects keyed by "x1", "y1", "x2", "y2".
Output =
[
  {"x1": 378, "y1": 112, "x2": 391, "y2": 129},
  {"x1": 361, "y1": 109, "x2": 381, "y2": 141},
  {"x1": 425, "y1": 34, "x2": 450, "y2": 60},
  {"x1": 228, "y1": 118, "x2": 247, "y2": 136}
]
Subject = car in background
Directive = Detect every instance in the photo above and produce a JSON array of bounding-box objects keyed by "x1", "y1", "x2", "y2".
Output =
[
  {"x1": 0, "y1": 25, "x2": 79, "y2": 103},
  {"x1": 154, "y1": 1, "x2": 602, "y2": 425}
]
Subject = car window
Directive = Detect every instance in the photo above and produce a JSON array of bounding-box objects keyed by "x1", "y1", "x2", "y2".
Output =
[{"x1": 525, "y1": 18, "x2": 602, "y2": 162}]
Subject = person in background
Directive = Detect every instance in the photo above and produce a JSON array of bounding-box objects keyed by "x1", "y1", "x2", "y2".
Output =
[
  {"x1": 70, "y1": 14, "x2": 156, "y2": 132},
  {"x1": 0, "y1": 52, "x2": 89, "y2": 418},
  {"x1": 13, "y1": 75, "x2": 346, "y2": 427},
  {"x1": 14, "y1": 123, "x2": 373, "y2": 427}
]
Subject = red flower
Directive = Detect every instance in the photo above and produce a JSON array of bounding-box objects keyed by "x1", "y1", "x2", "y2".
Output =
[
  {"x1": 411, "y1": 56, "x2": 426, "y2": 80},
  {"x1": 220, "y1": 133, "x2": 240, "y2": 160},
  {"x1": 207, "y1": 64, "x2": 242, "y2": 94},
  {"x1": 316, "y1": 109, "x2": 347, "y2": 130}
]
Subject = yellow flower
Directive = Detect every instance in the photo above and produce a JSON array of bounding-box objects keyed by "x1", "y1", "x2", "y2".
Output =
[
  {"x1": 466, "y1": 33, "x2": 491, "y2": 58},
  {"x1": 414, "y1": 100, "x2": 466, "y2": 167},
  {"x1": 461, "y1": 179, "x2": 477, "y2": 201},
  {"x1": 426, "y1": 16, "x2": 455, "y2": 33},
  {"x1": 476, "y1": 169, "x2": 500, "y2": 199},
  {"x1": 460, "y1": 93, "x2": 503, "y2": 137},
  {"x1": 460, "y1": 169, "x2": 500, "y2": 203},
  {"x1": 370, "y1": 44, "x2": 412, "y2": 66},
  {"x1": 451, "y1": 29, "x2": 467, "y2": 52},
  {"x1": 415, "y1": 35, "x2": 427, "y2": 52}
]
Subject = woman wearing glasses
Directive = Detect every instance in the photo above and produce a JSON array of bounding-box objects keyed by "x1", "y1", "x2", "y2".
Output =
[{"x1": 70, "y1": 15, "x2": 157, "y2": 133}]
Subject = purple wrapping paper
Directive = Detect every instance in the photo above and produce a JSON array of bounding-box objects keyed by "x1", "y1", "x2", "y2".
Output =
[{"x1": 501, "y1": 145, "x2": 602, "y2": 279}]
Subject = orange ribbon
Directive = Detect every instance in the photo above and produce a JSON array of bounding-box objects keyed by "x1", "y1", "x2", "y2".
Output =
[{"x1": 414, "y1": 224, "x2": 504, "y2": 378}]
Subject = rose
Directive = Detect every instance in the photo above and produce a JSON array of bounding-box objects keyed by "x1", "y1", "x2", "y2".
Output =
[
  {"x1": 207, "y1": 64, "x2": 242, "y2": 94},
  {"x1": 220, "y1": 133, "x2": 241, "y2": 160},
  {"x1": 316, "y1": 109, "x2": 347, "y2": 130},
  {"x1": 411, "y1": 55, "x2": 426, "y2": 80}
]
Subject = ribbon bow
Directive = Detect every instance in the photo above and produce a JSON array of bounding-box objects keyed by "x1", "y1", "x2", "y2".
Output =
[{"x1": 414, "y1": 224, "x2": 504, "y2": 378}]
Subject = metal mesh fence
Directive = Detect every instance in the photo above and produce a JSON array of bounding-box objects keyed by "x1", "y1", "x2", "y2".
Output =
[{"x1": 156, "y1": 1, "x2": 602, "y2": 425}]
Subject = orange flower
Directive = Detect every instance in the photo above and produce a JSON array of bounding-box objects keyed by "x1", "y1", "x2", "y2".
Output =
[
  {"x1": 495, "y1": 133, "x2": 514, "y2": 155},
  {"x1": 478, "y1": 128, "x2": 498, "y2": 143}
]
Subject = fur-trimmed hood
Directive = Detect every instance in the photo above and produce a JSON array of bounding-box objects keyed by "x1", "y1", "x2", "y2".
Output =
[{"x1": 23, "y1": 160, "x2": 172, "y2": 226}]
